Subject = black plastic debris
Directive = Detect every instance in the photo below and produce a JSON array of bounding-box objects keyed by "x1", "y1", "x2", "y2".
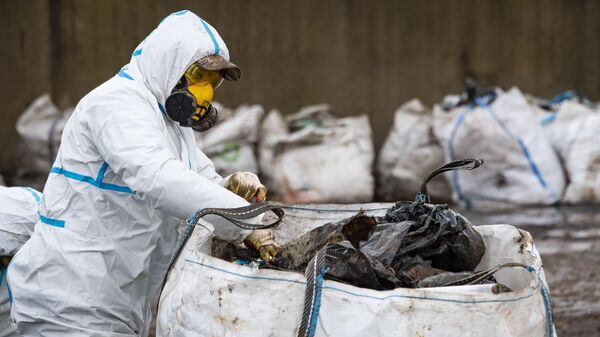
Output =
[
  {"x1": 383, "y1": 200, "x2": 485, "y2": 275},
  {"x1": 442, "y1": 78, "x2": 498, "y2": 111}
]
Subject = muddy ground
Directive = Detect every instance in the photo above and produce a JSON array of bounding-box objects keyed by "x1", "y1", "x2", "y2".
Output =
[
  {"x1": 523, "y1": 226, "x2": 600, "y2": 337},
  {"x1": 466, "y1": 206, "x2": 600, "y2": 337}
]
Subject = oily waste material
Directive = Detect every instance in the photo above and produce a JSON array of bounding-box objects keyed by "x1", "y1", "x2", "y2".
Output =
[{"x1": 268, "y1": 201, "x2": 486, "y2": 290}]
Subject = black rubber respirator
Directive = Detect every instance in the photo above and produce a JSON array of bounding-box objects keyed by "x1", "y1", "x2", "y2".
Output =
[{"x1": 165, "y1": 63, "x2": 223, "y2": 132}]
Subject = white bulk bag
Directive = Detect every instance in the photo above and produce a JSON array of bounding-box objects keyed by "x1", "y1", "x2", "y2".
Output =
[
  {"x1": 433, "y1": 87, "x2": 565, "y2": 209},
  {"x1": 377, "y1": 99, "x2": 450, "y2": 202},
  {"x1": 258, "y1": 109, "x2": 288, "y2": 185},
  {"x1": 15, "y1": 94, "x2": 72, "y2": 186},
  {"x1": 157, "y1": 205, "x2": 555, "y2": 337},
  {"x1": 259, "y1": 106, "x2": 375, "y2": 203},
  {"x1": 535, "y1": 98, "x2": 600, "y2": 203},
  {"x1": 195, "y1": 103, "x2": 264, "y2": 176}
]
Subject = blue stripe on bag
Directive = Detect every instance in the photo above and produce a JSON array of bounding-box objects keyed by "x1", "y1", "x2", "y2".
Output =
[{"x1": 185, "y1": 259, "x2": 537, "y2": 304}]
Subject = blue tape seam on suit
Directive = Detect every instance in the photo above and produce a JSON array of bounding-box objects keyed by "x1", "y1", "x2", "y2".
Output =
[
  {"x1": 42, "y1": 164, "x2": 134, "y2": 227},
  {"x1": 50, "y1": 166, "x2": 133, "y2": 194},
  {"x1": 38, "y1": 212, "x2": 65, "y2": 228},
  {"x1": 22, "y1": 187, "x2": 41, "y2": 204}
]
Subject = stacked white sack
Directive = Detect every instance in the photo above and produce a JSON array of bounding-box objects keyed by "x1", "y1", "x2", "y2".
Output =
[
  {"x1": 15, "y1": 94, "x2": 72, "y2": 189},
  {"x1": 377, "y1": 99, "x2": 451, "y2": 202},
  {"x1": 433, "y1": 87, "x2": 565, "y2": 209},
  {"x1": 259, "y1": 104, "x2": 375, "y2": 203},
  {"x1": 535, "y1": 97, "x2": 600, "y2": 203},
  {"x1": 195, "y1": 103, "x2": 264, "y2": 176}
]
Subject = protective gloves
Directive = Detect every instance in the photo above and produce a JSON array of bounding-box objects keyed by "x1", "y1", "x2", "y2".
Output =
[
  {"x1": 224, "y1": 172, "x2": 277, "y2": 260},
  {"x1": 243, "y1": 229, "x2": 281, "y2": 262},
  {"x1": 0, "y1": 256, "x2": 10, "y2": 268},
  {"x1": 225, "y1": 172, "x2": 267, "y2": 202}
]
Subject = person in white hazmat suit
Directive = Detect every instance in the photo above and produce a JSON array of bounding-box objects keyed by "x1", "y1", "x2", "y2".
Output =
[
  {"x1": 7, "y1": 10, "x2": 276, "y2": 337},
  {"x1": 0, "y1": 186, "x2": 41, "y2": 337}
]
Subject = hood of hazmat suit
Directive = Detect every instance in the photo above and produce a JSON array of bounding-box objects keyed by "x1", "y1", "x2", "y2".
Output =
[
  {"x1": 7, "y1": 10, "x2": 252, "y2": 337},
  {"x1": 0, "y1": 187, "x2": 40, "y2": 337}
]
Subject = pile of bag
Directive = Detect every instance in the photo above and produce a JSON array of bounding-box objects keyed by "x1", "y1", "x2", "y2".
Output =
[
  {"x1": 259, "y1": 104, "x2": 375, "y2": 203},
  {"x1": 199, "y1": 102, "x2": 377, "y2": 203},
  {"x1": 194, "y1": 103, "x2": 264, "y2": 176},
  {"x1": 13, "y1": 97, "x2": 378, "y2": 205},
  {"x1": 376, "y1": 80, "x2": 600, "y2": 208},
  {"x1": 16, "y1": 87, "x2": 599, "y2": 208},
  {"x1": 13, "y1": 96, "x2": 376, "y2": 204},
  {"x1": 15, "y1": 94, "x2": 73, "y2": 189}
]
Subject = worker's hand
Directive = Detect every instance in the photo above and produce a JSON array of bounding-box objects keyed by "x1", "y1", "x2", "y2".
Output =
[
  {"x1": 244, "y1": 230, "x2": 280, "y2": 262},
  {"x1": 226, "y1": 172, "x2": 267, "y2": 202}
]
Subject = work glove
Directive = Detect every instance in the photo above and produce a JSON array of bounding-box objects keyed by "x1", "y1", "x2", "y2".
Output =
[
  {"x1": 225, "y1": 172, "x2": 267, "y2": 202},
  {"x1": 244, "y1": 230, "x2": 280, "y2": 262},
  {"x1": 0, "y1": 256, "x2": 11, "y2": 269}
]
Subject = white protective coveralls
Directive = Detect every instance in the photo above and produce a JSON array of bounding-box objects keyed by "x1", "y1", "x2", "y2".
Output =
[
  {"x1": 0, "y1": 186, "x2": 41, "y2": 337},
  {"x1": 8, "y1": 10, "x2": 253, "y2": 337}
]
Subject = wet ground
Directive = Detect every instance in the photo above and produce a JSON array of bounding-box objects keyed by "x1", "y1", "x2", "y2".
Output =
[{"x1": 464, "y1": 206, "x2": 600, "y2": 337}]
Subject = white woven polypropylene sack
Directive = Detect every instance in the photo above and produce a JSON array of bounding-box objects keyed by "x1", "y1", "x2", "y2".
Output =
[
  {"x1": 195, "y1": 103, "x2": 264, "y2": 176},
  {"x1": 258, "y1": 110, "x2": 288, "y2": 185},
  {"x1": 15, "y1": 94, "x2": 72, "y2": 187},
  {"x1": 259, "y1": 106, "x2": 374, "y2": 203},
  {"x1": 537, "y1": 99, "x2": 600, "y2": 203},
  {"x1": 377, "y1": 99, "x2": 450, "y2": 202},
  {"x1": 433, "y1": 87, "x2": 565, "y2": 209},
  {"x1": 157, "y1": 205, "x2": 555, "y2": 337}
]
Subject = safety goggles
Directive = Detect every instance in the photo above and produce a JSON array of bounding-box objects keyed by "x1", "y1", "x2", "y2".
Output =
[{"x1": 185, "y1": 63, "x2": 224, "y2": 89}]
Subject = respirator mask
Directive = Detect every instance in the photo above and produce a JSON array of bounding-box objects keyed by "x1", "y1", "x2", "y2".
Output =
[{"x1": 165, "y1": 63, "x2": 224, "y2": 132}]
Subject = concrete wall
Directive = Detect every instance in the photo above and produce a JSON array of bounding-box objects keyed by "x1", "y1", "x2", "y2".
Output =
[
  {"x1": 0, "y1": 0, "x2": 51, "y2": 175},
  {"x1": 2, "y1": 0, "x2": 600, "y2": 175}
]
